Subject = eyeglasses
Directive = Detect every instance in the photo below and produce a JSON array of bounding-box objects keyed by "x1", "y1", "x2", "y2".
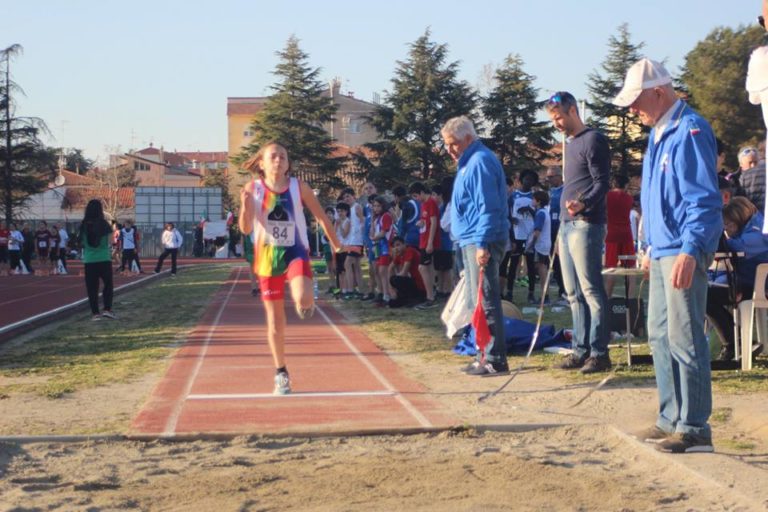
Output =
[
  {"x1": 739, "y1": 148, "x2": 758, "y2": 158},
  {"x1": 547, "y1": 93, "x2": 564, "y2": 106}
]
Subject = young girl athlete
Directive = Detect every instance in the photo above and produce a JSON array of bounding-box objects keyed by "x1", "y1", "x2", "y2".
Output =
[{"x1": 239, "y1": 142, "x2": 343, "y2": 395}]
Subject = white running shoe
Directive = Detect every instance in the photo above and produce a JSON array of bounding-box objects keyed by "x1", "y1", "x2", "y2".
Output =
[
  {"x1": 296, "y1": 303, "x2": 315, "y2": 320},
  {"x1": 101, "y1": 310, "x2": 117, "y2": 320},
  {"x1": 274, "y1": 371, "x2": 291, "y2": 395}
]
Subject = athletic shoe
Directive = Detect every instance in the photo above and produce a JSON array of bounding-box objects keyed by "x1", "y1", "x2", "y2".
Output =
[
  {"x1": 342, "y1": 292, "x2": 355, "y2": 301},
  {"x1": 171, "y1": 273, "x2": 177, "y2": 278},
  {"x1": 503, "y1": 290, "x2": 514, "y2": 302},
  {"x1": 296, "y1": 303, "x2": 315, "y2": 320},
  {"x1": 91, "y1": 314, "x2": 102, "y2": 321},
  {"x1": 274, "y1": 371, "x2": 291, "y2": 395},
  {"x1": 101, "y1": 310, "x2": 117, "y2": 320},
  {"x1": 655, "y1": 433, "x2": 714, "y2": 454},
  {"x1": 557, "y1": 354, "x2": 587, "y2": 370},
  {"x1": 462, "y1": 360, "x2": 483, "y2": 373},
  {"x1": 633, "y1": 425, "x2": 671, "y2": 444},
  {"x1": 580, "y1": 355, "x2": 612, "y2": 374},
  {"x1": 466, "y1": 360, "x2": 509, "y2": 376},
  {"x1": 414, "y1": 299, "x2": 438, "y2": 310},
  {"x1": 360, "y1": 292, "x2": 376, "y2": 301}
]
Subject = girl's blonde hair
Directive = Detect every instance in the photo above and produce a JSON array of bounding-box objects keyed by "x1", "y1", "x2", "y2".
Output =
[
  {"x1": 723, "y1": 196, "x2": 758, "y2": 231},
  {"x1": 242, "y1": 141, "x2": 290, "y2": 177}
]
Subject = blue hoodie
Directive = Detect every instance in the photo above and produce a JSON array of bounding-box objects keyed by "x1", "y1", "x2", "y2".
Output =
[
  {"x1": 726, "y1": 212, "x2": 768, "y2": 288},
  {"x1": 641, "y1": 101, "x2": 723, "y2": 259},
  {"x1": 450, "y1": 140, "x2": 510, "y2": 248}
]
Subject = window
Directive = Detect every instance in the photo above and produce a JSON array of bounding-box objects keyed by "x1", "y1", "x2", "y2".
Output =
[
  {"x1": 133, "y1": 161, "x2": 150, "y2": 171},
  {"x1": 348, "y1": 120, "x2": 361, "y2": 134},
  {"x1": 243, "y1": 130, "x2": 254, "y2": 137}
]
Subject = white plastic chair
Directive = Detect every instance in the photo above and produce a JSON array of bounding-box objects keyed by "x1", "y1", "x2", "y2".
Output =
[{"x1": 741, "y1": 263, "x2": 768, "y2": 371}]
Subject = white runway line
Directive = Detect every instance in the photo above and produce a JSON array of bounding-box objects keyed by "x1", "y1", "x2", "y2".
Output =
[
  {"x1": 162, "y1": 267, "x2": 242, "y2": 436},
  {"x1": 188, "y1": 391, "x2": 396, "y2": 400},
  {"x1": 314, "y1": 304, "x2": 434, "y2": 428}
]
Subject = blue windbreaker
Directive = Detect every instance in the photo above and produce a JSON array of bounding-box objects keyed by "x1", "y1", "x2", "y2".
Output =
[
  {"x1": 726, "y1": 212, "x2": 768, "y2": 288},
  {"x1": 641, "y1": 101, "x2": 723, "y2": 259},
  {"x1": 450, "y1": 140, "x2": 510, "y2": 248}
]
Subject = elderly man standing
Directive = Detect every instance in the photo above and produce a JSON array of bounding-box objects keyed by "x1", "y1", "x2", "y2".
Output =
[
  {"x1": 614, "y1": 59, "x2": 722, "y2": 453},
  {"x1": 442, "y1": 116, "x2": 510, "y2": 375},
  {"x1": 545, "y1": 92, "x2": 611, "y2": 374}
]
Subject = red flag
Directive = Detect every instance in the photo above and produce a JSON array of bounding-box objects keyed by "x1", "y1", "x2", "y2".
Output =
[{"x1": 472, "y1": 268, "x2": 491, "y2": 353}]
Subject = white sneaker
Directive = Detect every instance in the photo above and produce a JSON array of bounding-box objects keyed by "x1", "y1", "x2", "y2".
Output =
[
  {"x1": 296, "y1": 303, "x2": 315, "y2": 320},
  {"x1": 91, "y1": 314, "x2": 102, "y2": 321},
  {"x1": 101, "y1": 310, "x2": 117, "y2": 320},
  {"x1": 274, "y1": 371, "x2": 291, "y2": 395}
]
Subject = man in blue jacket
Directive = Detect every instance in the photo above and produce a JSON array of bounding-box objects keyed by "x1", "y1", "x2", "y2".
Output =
[
  {"x1": 614, "y1": 59, "x2": 723, "y2": 454},
  {"x1": 442, "y1": 116, "x2": 510, "y2": 375}
]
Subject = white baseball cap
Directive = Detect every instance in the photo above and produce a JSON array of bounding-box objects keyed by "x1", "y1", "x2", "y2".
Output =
[
  {"x1": 612, "y1": 58, "x2": 672, "y2": 107},
  {"x1": 746, "y1": 46, "x2": 768, "y2": 105}
]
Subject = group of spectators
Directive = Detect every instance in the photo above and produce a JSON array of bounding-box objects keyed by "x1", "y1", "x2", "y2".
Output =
[
  {"x1": 0, "y1": 220, "x2": 71, "y2": 275},
  {"x1": 322, "y1": 181, "x2": 458, "y2": 311}
]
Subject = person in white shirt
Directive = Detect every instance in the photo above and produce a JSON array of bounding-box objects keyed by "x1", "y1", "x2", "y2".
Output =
[
  {"x1": 154, "y1": 222, "x2": 183, "y2": 276},
  {"x1": 118, "y1": 220, "x2": 138, "y2": 273},
  {"x1": 57, "y1": 225, "x2": 69, "y2": 273},
  {"x1": 8, "y1": 223, "x2": 24, "y2": 273}
]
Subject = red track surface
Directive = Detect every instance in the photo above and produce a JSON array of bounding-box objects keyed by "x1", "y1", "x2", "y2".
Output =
[{"x1": 131, "y1": 267, "x2": 455, "y2": 436}]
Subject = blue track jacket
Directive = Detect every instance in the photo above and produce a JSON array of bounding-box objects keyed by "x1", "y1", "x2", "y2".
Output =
[
  {"x1": 450, "y1": 140, "x2": 510, "y2": 248},
  {"x1": 641, "y1": 101, "x2": 723, "y2": 259}
]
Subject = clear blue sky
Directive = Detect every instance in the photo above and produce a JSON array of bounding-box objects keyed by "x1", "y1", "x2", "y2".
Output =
[{"x1": 1, "y1": 0, "x2": 758, "y2": 164}]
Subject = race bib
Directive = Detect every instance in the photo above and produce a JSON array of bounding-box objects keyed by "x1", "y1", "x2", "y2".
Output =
[
  {"x1": 266, "y1": 220, "x2": 295, "y2": 247},
  {"x1": 38, "y1": 241, "x2": 47, "y2": 248}
]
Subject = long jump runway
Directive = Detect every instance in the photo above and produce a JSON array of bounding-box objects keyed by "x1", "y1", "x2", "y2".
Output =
[{"x1": 131, "y1": 267, "x2": 455, "y2": 437}]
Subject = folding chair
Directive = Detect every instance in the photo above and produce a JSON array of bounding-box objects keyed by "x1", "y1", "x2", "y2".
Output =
[{"x1": 741, "y1": 262, "x2": 768, "y2": 371}]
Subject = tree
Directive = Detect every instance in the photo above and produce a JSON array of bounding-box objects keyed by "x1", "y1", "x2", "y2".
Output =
[
  {"x1": 586, "y1": 24, "x2": 647, "y2": 176},
  {"x1": 233, "y1": 36, "x2": 346, "y2": 192},
  {"x1": 93, "y1": 160, "x2": 138, "y2": 222},
  {"x1": 481, "y1": 54, "x2": 554, "y2": 174},
  {"x1": 680, "y1": 25, "x2": 765, "y2": 167},
  {"x1": 368, "y1": 29, "x2": 478, "y2": 182},
  {"x1": 202, "y1": 168, "x2": 235, "y2": 214},
  {"x1": 1, "y1": 44, "x2": 52, "y2": 223}
]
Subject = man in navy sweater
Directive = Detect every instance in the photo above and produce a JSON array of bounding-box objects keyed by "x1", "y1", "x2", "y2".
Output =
[
  {"x1": 614, "y1": 59, "x2": 722, "y2": 454},
  {"x1": 442, "y1": 116, "x2": 510, "y2": 375},
  {"x1": 545, "y1": 91, "x2": 612, "y2": 374}
]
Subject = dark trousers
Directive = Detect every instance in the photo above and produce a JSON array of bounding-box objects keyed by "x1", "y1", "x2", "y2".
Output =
[
  {"x1": 155, "y1": 248, "x2": 178, "y2": 274},
  {"x1": 59, "y1": 248, "x2": 68, "y2": 271},
  {"x1": 120, "y1": 249, "x2": 136, "y2": 272},
  {"x1": 21, "y1": 250, "x2": 33, "y2": 273},
  {"x1": 551, "y1": 225, "x2": 565, "y2": 295},
  {"x1": 389, "y1": 275, "x2": 426, "y2": 307},
  {"x1": 10, "y1": 251, "x2": 21, "y2": 271},
  {"x1": 84, "y1": 261, "x2": 114, "y2": 314},
  {"x1": 507, "y1": 240, "x2": 536, "y2": 294}
]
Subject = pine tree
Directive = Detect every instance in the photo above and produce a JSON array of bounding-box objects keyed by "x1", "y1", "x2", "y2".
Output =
[
  {"x1": 369, "y1": 29, "x2": 477, "y2": 182},
  {"x1": 680, "y1": 25, "x2": 766, "y2": 167},
  {"x1": 1, "y1": 44, "x2": 52, "y2": 223},
  {"x1": 481, "y1": 54, "x2": 554, "y2": 175},
  {"x1": 586, "y1": 24, "x2": 647, "y2": 176},
  {"x1": 233, "y1": 36, "x2": 345, "y2": 190}
]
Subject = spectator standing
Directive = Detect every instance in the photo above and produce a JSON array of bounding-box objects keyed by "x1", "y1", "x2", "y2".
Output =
[
  {"x1": 614, "y1": 58, "x2": 722, "y2": 453},
  {"x1": 21, "y1": 224, "x2": 35, "y2": 274},
  {"x1": 361, "y1": 183, "x2": 378, "y2": 301},
  {"x1": 119, "y1": 220, "x2": 139, "y2": 273},
  {"x1": 526, "y1": 190, "x2": 552, "y2": 304},
  {"x1": 546, "y1": 91, "x2": 611, "y2": 374},
  {"x1": 392, "y1": 185, "x2": 421, "y2": 249},
  {"x1": 48, "y1": 225, "x2": 60, "y2": 274},
  {"x1": 412, "y1": 182, "x2": 440, "y2": 309},
  {"x1": 545, "y1": 166, "x2": 567, "y2": 301},
  {"x1": 342, "y1": 188, "x2": 366, "y2": 299},
  {"x1": 0, "y1": 221, "x2": 8, "y2": 274},
  {"x1": 604, "y1": 174, "x2": 636, "y2": 297},
  {"x1": 154, "y1": 223, "x2": 183, "y2": 276},
  {"x1": 370, "y1": 195, "x2": 394, "y2": 306},
  {"x1": 334, "y1": 201, "x2": 351, "y2": 296},
  {"x1": 506, "y1": 170, "x2": 538, "y2": 304},
  {"x1": 58, "y1": 224, "x2": 69, "y2": 274},
  {"x1": 8, "y1": 223, "x2": 24, "y2": 273},
  {"x1": 79, "y1": 200, "x2": 116, "y2": 320},
  {"x1": 434, "y1": 180, "x2": 456, "y2": 296},
  {"x1": 442, "y1": 116, "x2": 510, "y2": 376},
  {"x1": 35, "y1": 221, "x2": 51, "y2": 272}
]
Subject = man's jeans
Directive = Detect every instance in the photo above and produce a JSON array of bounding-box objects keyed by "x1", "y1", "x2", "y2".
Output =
[
  {"x1": 463, "y1": 241, "x2": 506, "y2": 364},
  {"x1": 648, "y1": 254, "x2": 712, "y2": 437},
  {"x1": 558, "y1": 220, "x2": 609, "y2": 359}
]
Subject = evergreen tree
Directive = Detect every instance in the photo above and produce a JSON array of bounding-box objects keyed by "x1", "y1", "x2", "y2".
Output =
[
  {"x1": 586, "y1": 24, "x2": 647, "y2": 176},
  {"x1": 1, "y1": 44, "x2": 52, "y2": 223},
  {"x1": 369, "y1": 29, "x2": 477, "y2": 182},
  {"x1": 481, "y1": 54, "x2": 554, "y2": 174},
  {"x1": 680, "y1": 25, "x2": 766, "y2": 167},
  {"x1": 202, "y1": 168, "x2": 235, "y2": 214},
  {"x1": 233, "y1": 36, "x2": 345, "y2": 190}
]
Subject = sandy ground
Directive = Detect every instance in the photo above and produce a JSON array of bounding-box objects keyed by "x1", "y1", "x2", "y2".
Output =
[{"x1": 2, "y1": 303, "x2": 768, "y2": 511}]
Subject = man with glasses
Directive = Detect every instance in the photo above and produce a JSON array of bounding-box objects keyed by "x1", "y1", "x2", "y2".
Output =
[
  {"x1": 545, "y1": 92, "x2": 611, "y2": 374},
  {"x1": 614, "y1": 58, "x2": 722, "y2": 454}
]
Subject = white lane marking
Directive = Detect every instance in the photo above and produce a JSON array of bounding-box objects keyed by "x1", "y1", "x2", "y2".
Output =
[
  {"x1": 188, "y1": 391, "x2": 395, "y2": 400},
  {"x1": 314, "y1": 304, "x2": 433, "y2": 428},
  {"x1": 162, "y1": 267, "x2": 242, "y2": 436}
]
